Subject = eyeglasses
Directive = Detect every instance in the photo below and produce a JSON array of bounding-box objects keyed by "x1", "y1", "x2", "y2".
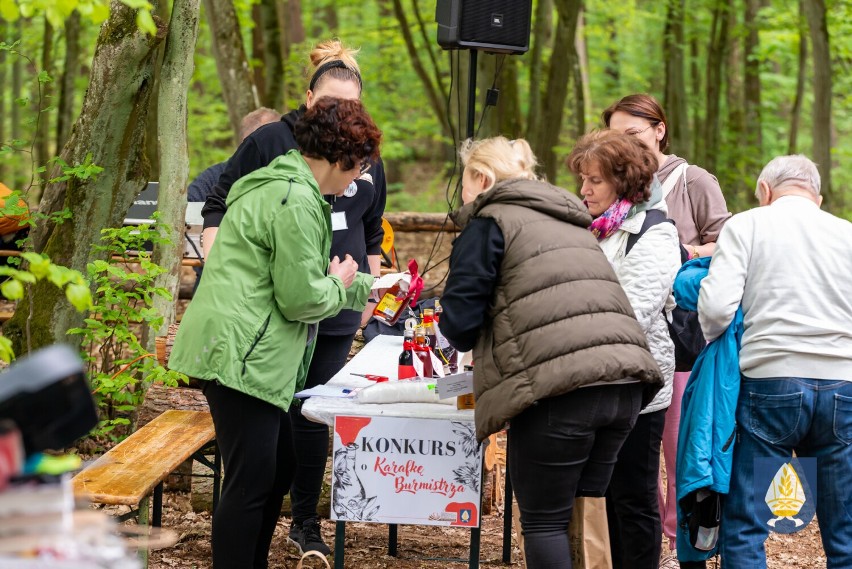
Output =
[
  {"x1": 625, "y1": 125, "x2": 654, "y2": 136},
  {"x1": 359, "y1": 161, "x2": 371, "y2": 176}
]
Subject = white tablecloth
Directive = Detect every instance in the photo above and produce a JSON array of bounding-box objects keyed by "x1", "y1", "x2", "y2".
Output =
[{"x1": 301, "y1": 335, "x2": 474, "y2": 427}]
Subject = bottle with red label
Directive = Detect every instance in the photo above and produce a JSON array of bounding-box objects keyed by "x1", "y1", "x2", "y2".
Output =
[{"x1": 398, "y1": 329, "x2": 416, "y2": 380}]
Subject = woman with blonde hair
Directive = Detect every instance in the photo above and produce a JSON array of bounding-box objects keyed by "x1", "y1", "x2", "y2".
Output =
[
  {"x1": 199, "y1": 39, "x2": 387, "y2": 556},
  {"x1": 440, "y1": 136, "x2": 663, "y2": 568}
]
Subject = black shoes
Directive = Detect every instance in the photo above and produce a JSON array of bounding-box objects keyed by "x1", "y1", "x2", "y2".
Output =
[{"x1": 288, "y1": 518, "x2": 332, "y2": 556}]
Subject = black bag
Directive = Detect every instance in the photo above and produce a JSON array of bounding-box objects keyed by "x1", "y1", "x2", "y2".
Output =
[{"x1": 625, "y1": 209, "x2": 705, "y2": 371}]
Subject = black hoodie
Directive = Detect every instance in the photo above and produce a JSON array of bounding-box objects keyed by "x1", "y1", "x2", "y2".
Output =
[{"x1": 201, "y1": 105, "x2": 387, "y2": 335}]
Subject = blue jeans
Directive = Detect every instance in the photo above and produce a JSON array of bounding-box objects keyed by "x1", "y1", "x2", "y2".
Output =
[{"x1": 720, "y1": 377, "x2": 852, "y2": 569}]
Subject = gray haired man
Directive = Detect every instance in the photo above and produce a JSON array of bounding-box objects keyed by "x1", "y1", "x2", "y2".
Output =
[{"x1": 697, "y1": 155, "x2": 852, "y2": 568}]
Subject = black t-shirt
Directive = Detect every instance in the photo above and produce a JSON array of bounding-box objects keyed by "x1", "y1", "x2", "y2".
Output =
[{"x1": 201, "y1": 106, "x2": 387, "y2": 335}]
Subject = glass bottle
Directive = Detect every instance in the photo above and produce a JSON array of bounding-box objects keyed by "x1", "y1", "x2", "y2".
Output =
[
  {"x1": 372, "y1": 278, "x2": 411, "y2": 326},
  {"x1": 398, "y1": 329, "x2": 416, "y2": 380},
  {"x1": 433, "y1": 300, "x2": 458, "y2": 373},
  {"x1": 413, "y1": 326, "x2": 433, "y2": 379}
]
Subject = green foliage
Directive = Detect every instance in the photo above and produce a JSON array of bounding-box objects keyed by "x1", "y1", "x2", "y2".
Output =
[
  {"x1": 0, "y1": 253, "x2": 91, "y2": 362},
  {"x1": 67, "y1": 217, "x2": 187, "y2": 439}
]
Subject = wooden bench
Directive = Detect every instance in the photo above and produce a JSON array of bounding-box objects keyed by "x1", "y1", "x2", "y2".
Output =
[{"x1": 73, "y1": 409, "x2": 220, "y2": 527}]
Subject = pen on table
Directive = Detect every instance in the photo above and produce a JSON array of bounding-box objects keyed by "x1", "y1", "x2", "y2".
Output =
[{"x1": 342, "y1": 389, "x2": 353, "y2": 394}]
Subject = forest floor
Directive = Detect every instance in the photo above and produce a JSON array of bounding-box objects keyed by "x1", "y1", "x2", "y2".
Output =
[{"x1": 137, "y1": 485, "x2": 828, "y2": 569}]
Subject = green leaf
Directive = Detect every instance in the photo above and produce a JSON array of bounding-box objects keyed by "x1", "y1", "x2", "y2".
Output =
[
  {"x1": 0, "y1": 0, "x2": 17, "y2": 22},
  {"x1": 0, "y1": 336, "x2": 14, "y2": 363},
  {"x1": 66, "y1": 283, "x2": 93, "y2": 312},
  {"x1": 1, "y1": 279, "x2": 24, "y2": 300},
  {"x1": 136, "y1": 8, "x2": 157, "y2": 36}
]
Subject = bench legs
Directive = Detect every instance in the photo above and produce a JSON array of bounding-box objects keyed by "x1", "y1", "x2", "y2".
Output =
[{"x1": 153, "y1": 482, "x2": 164, "y2": 527}]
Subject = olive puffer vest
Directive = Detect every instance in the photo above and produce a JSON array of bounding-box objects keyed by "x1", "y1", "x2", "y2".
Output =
[{"x1": 452, "y1": 178, "x2": 663, "y2": 440}]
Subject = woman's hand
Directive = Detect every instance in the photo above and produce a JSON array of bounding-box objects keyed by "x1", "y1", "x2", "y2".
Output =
[{"x1": 329, "y1": 254, "x2": 359, "y2": 288}]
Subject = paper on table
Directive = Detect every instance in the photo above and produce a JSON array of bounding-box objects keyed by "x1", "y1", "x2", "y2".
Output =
[
  {"x1": 294, "y1": 385, "x2": 356, "y2": 399},
  {"x1": 371, "y1": 271, "x2": 410, "y2": 290}
]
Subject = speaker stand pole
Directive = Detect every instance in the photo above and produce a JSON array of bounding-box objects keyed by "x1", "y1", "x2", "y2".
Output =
[{"x1": 466, "y1": 49, "x2": 478, "y2": 140}]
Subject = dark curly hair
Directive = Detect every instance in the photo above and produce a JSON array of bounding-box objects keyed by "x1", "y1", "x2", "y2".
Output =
[
  {"x1": 566, "y1": 130, "x2": 658, "y2": 204},
  {"x1": 294, "y1": 98, "x2": 381, "y2": 170}
]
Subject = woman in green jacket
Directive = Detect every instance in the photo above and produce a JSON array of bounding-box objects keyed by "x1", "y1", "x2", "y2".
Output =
[{"x1": 169, "y1": 98, "x2": 381, "y2": 569}]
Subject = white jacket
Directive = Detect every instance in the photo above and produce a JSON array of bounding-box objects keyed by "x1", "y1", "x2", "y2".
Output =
[{"x1": 598, "y1": 203, "x2": 681, "y2": 414}]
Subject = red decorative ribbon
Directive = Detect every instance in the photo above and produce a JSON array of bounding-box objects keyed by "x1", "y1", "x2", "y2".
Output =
[{"x1": 407, "y1": 259, "x2": 424, "y2": 306}]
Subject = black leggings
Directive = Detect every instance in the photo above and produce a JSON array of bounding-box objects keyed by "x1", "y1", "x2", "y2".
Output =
[
  {"x1": 203, "y1": 380, "x2": 296, "y2": 569},
  {"x1": 508, "y1": 383, "x2": 644, "y2": 569},
  {"x1": 288, "y1": 333, "x2": 355, "y2": 524},
  {"x1": 606, "y1": 409, "x2": 667, "y2": 569}
]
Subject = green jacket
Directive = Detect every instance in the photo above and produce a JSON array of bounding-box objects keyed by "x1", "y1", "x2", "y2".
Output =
[{"x1": 169, "y1": 150, "x2": 373, "y2": 410}]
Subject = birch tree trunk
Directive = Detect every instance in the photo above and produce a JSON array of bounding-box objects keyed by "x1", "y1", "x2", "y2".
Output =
[
  {"x1": 5, "y1": 2, "x2": 166, "y2": 354},
  {"x1": 150, "y1": 0, "x2": 201, "y2": 339},
  {"x1": 203, "y1": 0, "x2": 260, "y2": 143}
]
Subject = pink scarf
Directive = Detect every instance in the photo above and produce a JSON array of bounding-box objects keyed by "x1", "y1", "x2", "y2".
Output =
[{"x1": 587, "y1": 198, "x2": 633, "y2": 241}]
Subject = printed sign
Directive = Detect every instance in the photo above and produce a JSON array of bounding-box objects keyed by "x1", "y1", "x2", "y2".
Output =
[
  {"x1": 754, "y1": 457, "x2": 817, "y2": 534},
  {"x1": 331, "y1": 415, "x2": 482, "y2": 527}
]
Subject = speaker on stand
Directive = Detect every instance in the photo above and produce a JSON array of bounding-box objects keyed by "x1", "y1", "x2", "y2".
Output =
[{"x1": 435, "y1": 0, "x2": 533, "y2": 139}]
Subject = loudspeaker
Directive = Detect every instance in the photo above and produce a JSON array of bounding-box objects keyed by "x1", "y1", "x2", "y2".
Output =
[{"x1": 436, "y1": 0, "x2": 532, "y2": 55}]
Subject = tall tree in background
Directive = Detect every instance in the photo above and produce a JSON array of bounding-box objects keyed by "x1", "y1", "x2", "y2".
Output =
[
  {"x1": 663, "y1": 0, "x2": 689, "y2": 157},
  {"x1": 151, "y1": 0, "x2": 202, "y2": 339},
  {"x1": 701, "y1": 0, "x2": 729, "y2": 172},
  {"x1": 743, "y1": 0, "x2": 762, "y2": 173},
  {"x1": 0, "y1": 18, "x2": 6, "y2": 182},
  {"x1": 203, "y1": 0, "x2": 260, "y2": 142},
  {"x1": 526, "y1": 0, "x2": 553, "y2": 140},
  {"x1": 788, "y1": 0, "x2": 807, "y2": 154},
  {"x1": 391, "y1": 0, "x2": 451, "y2": 139},
  {"x1": 531, "y1": 0, "x2": 582, "y2": 182},
  {"x1": 56, "y1": 11, "x2": 81, "y2": 153},
  {"x1": 32, "y1": 17, "x2": 54, "y2": 200},
  {"x1": 5, "y1": 2, "x2": 167, "y2": 353},
  {"x1": 803, "y1": 0, "x2": 834, "y2": 207},
  {"x1": 259, "y1": 0, "x2": 283, "y2": 110}
]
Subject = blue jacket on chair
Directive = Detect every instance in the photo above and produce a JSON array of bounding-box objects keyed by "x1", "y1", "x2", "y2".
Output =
[{"x1": 673, "y1": 258, "x2": 743, "y2": 561}]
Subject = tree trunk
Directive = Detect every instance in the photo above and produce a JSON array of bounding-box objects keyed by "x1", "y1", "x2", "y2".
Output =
[
  {"x1": 5, "y1": 2, "x2": 167, "y2": 355},
  {"x1": 144, "y1": 0, "x2": 170, "y2": 178},
  {"x1": 251, "y1": 3, "x2": 267, "y2": 105},
  {"x1": 0, "y1": 18, "x2": 6, "y2": 182},
  {"x1": 412, "y1": 0, "x2": 448, "y2": 105},
  {"x1": 203, "y1": 0, "x2": 260, "y2": 143},
  {"x1": 33, "y1": 17, "x2": 54, "y2": 198},
  {"x1": 391, "y1": 0, "x2": 451, "y2": 139},
  {"x1": 576, "y1": 8, "x2": 591, "y2": 129},
  {"x1": 803, "y1": 0, "x2": 834, "y2": 208},
  {"x1": 788, "y1": 0, "x2": 807, "y2": 155},
  {"x1": 56, "y1": 11, "x2": 81, "y2": 153},
  {"x1": 9, "y1": 19, "x2": 23, "y2": 188},
  {"x1": 702, "y1": 0, "x2": 729, "y2": 173},
  {"x1": 525, "y1": 0, "x2": 552, "y2": 139},
  {"x1": 287, "y1": 0, "x2": 305, "y2": 45},
  {"x1": 533, "y1": 0, "x2": 582, "y2": 183},
  {"x1": 663, "y1": 0, "x2": 689, "y2": 158},
  {"x1": 260, "y1": 0, "x2": 283, "y2": 110},
  {"x1": 151, "y1": 0, "x2": 202, "y2": 340},
  {"x1": 743, "y1": 0, "x2": 762, "y2": 173},
  {"x1": 690, "y1": 36, "x2": 702, "y2": 161}
]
